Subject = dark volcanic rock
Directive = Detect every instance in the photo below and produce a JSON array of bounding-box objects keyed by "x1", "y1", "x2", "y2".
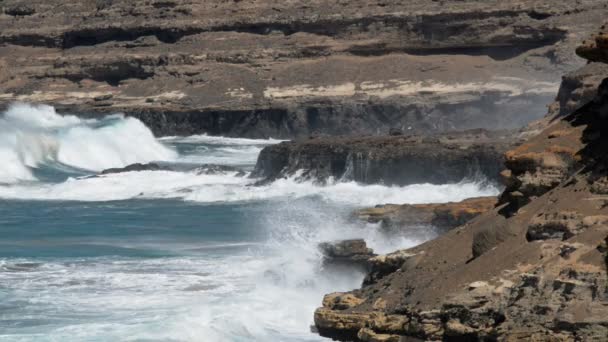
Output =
[
  {"x1": 100, "y1": 162, "x2": 167, "y2": 175},
  {"x1": 0, "y1": 0, "x2": 605, "y2": 137},
  {"x1": 252, "y1": 130, "x2": 514, "y2": 185}
]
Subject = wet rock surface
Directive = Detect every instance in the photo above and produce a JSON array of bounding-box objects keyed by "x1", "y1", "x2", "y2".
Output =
[
  {"x1": 252, "y1": 129, "x2": 513, "y2": 185},
  {"x1": 99, "y1": 162, "x2": 246, "y2": 176},
  {"x1": 312, "y1": 27, "x2": 608, "y2": 342},
  {"x1": 1, "y1": 0, "x2": 606, "y2": 137},
  {"x1": 100, "y1": 162, "x2": 167, "y2": 174}
]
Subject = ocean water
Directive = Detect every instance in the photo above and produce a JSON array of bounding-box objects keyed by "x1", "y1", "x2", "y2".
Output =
[{"x1": 0, "y1": 103, "x2": 499, "y2": 341}]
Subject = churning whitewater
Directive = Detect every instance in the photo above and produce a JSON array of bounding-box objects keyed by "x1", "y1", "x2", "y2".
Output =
[{"x1": 0, "y1": 104, "x2": 499, "y2": 341}]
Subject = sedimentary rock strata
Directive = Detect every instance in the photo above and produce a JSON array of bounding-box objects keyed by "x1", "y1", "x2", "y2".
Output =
[
  {"x1": 312, "y1": 27, "x2": 608, "y2": 342},
  {"x1": 356, "y1": 196, "x2": 497, "y2": 231},
  {"x1": 1, "y1": 0, "x2": 606, "y2": 137}
]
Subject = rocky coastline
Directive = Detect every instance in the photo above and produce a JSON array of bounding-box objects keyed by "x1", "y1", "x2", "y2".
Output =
[
  {"x1": 356, "y1": 196, "x2": 497, "y2": 232},
  {"x1": 2, "y1": 0, "x2": 607, "y2": 138},
  {"x1": 2, "y1": 1, "x2": 608, "y2": 341},
  {"x1": 311, "y1": 29, "x2": 608, "y2": 341},
  {"x1": 252, "y1": 129, "x2": 513, "y2": 186}
]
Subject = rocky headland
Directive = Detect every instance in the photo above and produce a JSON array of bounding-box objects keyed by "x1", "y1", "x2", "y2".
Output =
[
  {"x1": 252, "y1": 129, "x2": 513, "y2": 185},
  {"x1": 1, "y1": 0, "x2": 607, "y2": 137},
  {"x1": 312, "y1": 29, "x2": 608, "y2": 341}
]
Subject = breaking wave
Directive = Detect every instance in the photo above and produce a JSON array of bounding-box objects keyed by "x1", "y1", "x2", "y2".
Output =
[{"x1": 0, "y1": 103, "x2": 176, "y2": 184}]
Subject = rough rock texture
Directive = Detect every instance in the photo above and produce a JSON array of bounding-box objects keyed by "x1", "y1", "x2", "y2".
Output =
[
  {"x1": 100, "y1": 162, "x2": 166, "y2": 174},
  {"x1": 549, "y1": 62, "x2": 608, "y2": 118},
  {"x1": 1, "y1": 0, "x2": 606, "y2": 137},
  {"x1": 356, "y1": 196, "x2": 497, "y2": 231},
  {"x1": 252, "y1": 129, "x2": 513, "y2": 185},
  {"x1": 313, "y1": 30, "x2": 608, "y2": 342},
  {"x1": 319, "y1": 239, "x2": 377, "y2": 270}
]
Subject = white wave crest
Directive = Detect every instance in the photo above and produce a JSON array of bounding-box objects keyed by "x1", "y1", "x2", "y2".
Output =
[
  {"x1": 0, "y1": 103, "x2": 177, "y2": 183},
  {"x1": 0, "y1": 168, "x2": 498, "y2": 203},
  {"x1": 160, "y1": 134, "x2": 283, "y2": 146}
]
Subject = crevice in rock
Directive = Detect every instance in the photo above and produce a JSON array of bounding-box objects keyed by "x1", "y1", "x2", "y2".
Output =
[
  {"x1": 2, "y1": 9, "x2": 567, "y2": 63},
  {"x1": 400, "y1": 43, "x2": 563, "y2": 61},
  {"x1": 62, "y1": 26, "x2": 204, "y2": 48}
]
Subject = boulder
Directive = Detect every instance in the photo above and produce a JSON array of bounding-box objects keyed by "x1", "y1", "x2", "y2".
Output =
[{"x1": 318, "y1": 239, "x2": 376, "y2": 269}]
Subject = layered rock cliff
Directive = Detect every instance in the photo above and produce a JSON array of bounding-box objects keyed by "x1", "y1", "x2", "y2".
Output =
[
  {"x1": 313, "y1": 28, "x2": 608, "y2": 342},
  {"x1": 1, "y1": 0, "x2": 606, "y2": 137},
  {"x1": 252, "y1": 129, "x2": 513, "y2": 185}
]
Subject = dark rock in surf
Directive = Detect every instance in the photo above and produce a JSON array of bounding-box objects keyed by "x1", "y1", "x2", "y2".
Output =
[{"x1": 100, "y1": 162, "x2": 167, "y2": 175}]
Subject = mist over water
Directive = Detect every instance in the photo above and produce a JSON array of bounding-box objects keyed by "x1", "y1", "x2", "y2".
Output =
[{"x1": 0, "y1": 104, "x2": 499, "y2": 341}]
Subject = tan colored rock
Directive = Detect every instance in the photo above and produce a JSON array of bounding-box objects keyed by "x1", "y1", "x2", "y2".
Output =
[
  {"x1": 322, "y1": 293, "x2": 365, "y2": 310},
  {"x1": 357, "y1": 328, "x2": 400, "y2": 342},
  {"x1": 357, "y1": 196, "x2": 497, "y2": 230},
  {"x1": 527, "y1": 211, "x2": 585, "y2": 241},
  {"x1": 314, "y1": 308, "x2": 370, "y2": 340},
  {"x1": 444, "y1": 320, "x2": 477, "y2": 337}
]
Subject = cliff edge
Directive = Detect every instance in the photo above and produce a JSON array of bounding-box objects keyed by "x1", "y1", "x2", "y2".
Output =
[{"x1": 313, "y1": 27, "x2": 608, "y2": 342}]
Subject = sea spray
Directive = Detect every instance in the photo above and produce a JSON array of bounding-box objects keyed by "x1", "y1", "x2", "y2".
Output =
[{"x1": 0, "y1": 103, "x2": 176, "y2": 183}]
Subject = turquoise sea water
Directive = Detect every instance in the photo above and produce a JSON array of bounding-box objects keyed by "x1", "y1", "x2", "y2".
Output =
[{"x1": 0, "y1": 104, "x2": 498, "y2": 341}]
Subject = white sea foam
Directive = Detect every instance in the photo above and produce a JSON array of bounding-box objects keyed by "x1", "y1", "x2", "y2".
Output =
[
  {"x1": 0, "y1": 198, "x2": 434, "y2": 341},
  {"x1": 0, "y1": 168, "x2": 498, "y2": 203},
  {"x1": 175, "y1": 145, "x2": 266, "y2": 166},
  {"x1": 0, "y1": 103, "x2": 177, "y2": 183},
  {"x1": 160, "y1": 134, "x2": 283, "y2": 146},
  {"x1": 0, "y1": 103, "x2": 502, "y2": 341}
]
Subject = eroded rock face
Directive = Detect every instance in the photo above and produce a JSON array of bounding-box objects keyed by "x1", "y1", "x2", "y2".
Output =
[
  {"x1": 312, "y1": 27, "x2": 608, "y2": 342},
  {"x1": 0, "y1": 0, "x2": 605, "y2": 137},
  {"x1": 252, "y1": 130, "x2": 512, "y2": 185},
  {"x1": 550, "y1": 62, "x2": 608, "y2": 118},
  {"x1": 497, "y1": 124, "x2": 583, "y2": 216},
  {"x1": 357, "y1": 196, "x2": 497, "y2": 231},
  {"x1": 319, "y1": 239, "x2": 377, "y2": 270}
]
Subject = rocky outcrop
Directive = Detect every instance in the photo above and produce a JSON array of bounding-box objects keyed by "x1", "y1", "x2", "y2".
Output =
[
  {"x1": 99, "y1": 162, "x2": 245, "y2": 176},
  {"x1": 252, "y1": 129, "x2": 513, "y2": 185},
  {"x1": 312, "y1": 28, "x2": 608, "y2": 342},
  {"x1": 549, "y1": 62, "x2": 608, "y2": 118},
  {"x1": 357, "y1": 196, "x2": 497, "y2": 231},
  {"x1": 1, "y1": 0, "x2": 605, "y2": 137},
  {"x1": 319, "y1": 239, "x2": 377, "y2": 270},
  {"x1": 100, "y1": 162, "x2": 166, "y2": 174}
]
